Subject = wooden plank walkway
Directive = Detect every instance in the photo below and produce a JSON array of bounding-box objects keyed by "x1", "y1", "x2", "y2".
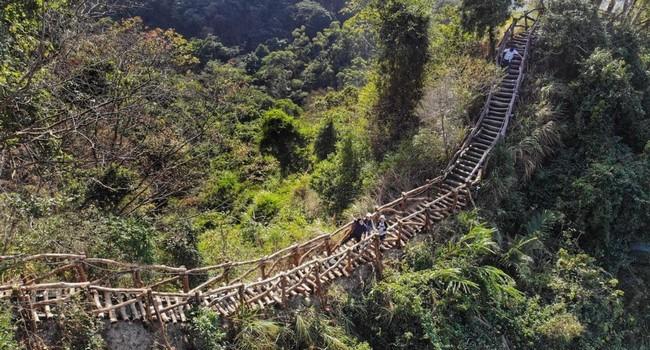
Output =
[{"x1": 0, "y1": 10, "x2": 540, "y2": 325}]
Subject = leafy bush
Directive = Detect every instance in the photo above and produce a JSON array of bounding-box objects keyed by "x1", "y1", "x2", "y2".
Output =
[
  {"x1": 86, "y1": 164, "x2": 137, "y2": 210},
  {"x1": 186, "y1": 308, "x2": 226, "y2": 350},
  {"x1": 538, "y1": 313, "x2": 584, "y2": 347},
  {"x1": 248, "y1": 191, "x2": 285, "y2": 225},
  {"x1": 54, "y1": 298, "x2": 105, "y2": 350},
  {"x1": 314, "y1": 119, "x2": 338, "y2": 161},
  {"x1": 370, "y1": 0, "x2": 430, "y2": 158},
  {"x1": 259, "y1": 109, "x2": 308, "y2": 174},
  {"x1": 0, "y1": 303, "x2": 20, "y2": 350},
  {"x1": 273, "y1": 98, "x2": 304, "y2": 117},
  {"x1": 538, "y1": 0, "x2": 607, "y2": 79},
  {"x1": 311, "y1": 136, "x2": 363, "y2": 214},
  {"x1": 199, "y1": 171, "x2": 244, "y2": 212},
  {"x1": 98, "y1": 216, "x2": 156, "y2": 264}
]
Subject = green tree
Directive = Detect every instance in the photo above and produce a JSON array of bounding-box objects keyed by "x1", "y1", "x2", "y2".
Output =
[
  {"x1": 312, "y1": 136, "x2": 362, "y2": 214},
  {"x1": 314, "y1": 119, "x2": 338, "y2": 160},
  {"x1": 259, "y1": 109, "x2": 308, "y2": 174},
  {"x1": 538, "y1": 0, "x2": 607, "y2": 79},
  {"x1": 460, "y1": 0, "x2": 511, "y2": 57},
  {"x1": 191, "y1": 34, "x2": 240, "y2": 65},
  {"x1": 292, "y1": 0, "x2": 334, "y2": 36},
  {"x1": 370, "y1": 0, "x2": 430, "y2": 159},
  {"x1": 0, "y1": 303, "x2": 20, "y2": 350}
]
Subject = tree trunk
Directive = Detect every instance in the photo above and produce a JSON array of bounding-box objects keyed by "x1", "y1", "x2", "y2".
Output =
[
  {"x1": 606, "y1": 0, "x2": 617, "y2": 13},
  {"x1": 488, "y1": 26, "x2": 496, "y2": 60}
]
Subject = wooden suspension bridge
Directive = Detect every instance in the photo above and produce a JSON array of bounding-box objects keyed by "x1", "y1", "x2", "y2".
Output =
[{"x1": 0, "y1": 10, "x2": 540, "y2": 328}]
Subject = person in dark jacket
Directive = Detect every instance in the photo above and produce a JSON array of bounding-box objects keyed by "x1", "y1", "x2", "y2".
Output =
[
  {"x1": 363, "y1": 213, "x2": 374, "y2": 237},
  {"x1": 342, "y1": 218, "x2": 366, "y2": 245}
]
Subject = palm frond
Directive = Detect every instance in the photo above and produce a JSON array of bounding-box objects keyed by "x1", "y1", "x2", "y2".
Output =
[
  {"x1": 512, "y1": 119, "x2": 563, "y2": 180},
  {"x1": 476, "y1": 265, "x2": 524, "y2": 302}
]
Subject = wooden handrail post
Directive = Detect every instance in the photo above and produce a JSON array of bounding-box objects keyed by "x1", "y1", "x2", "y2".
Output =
[
  {"x1": 75, "y1": 260, "x2": 88, "y2": 282},
  {"x1": 397, "y1": 220, "x2": 404, "y2": 248},
  {"x1": 344, "y1": 249, "x2": 351, "y2": 273},
  {"x1": 18, "y1": 289, "x2": 38, "y2": 331},
  {"x1": 324, "y1": 237, "x2": 332, "y2": 256},
  {"x1": 133, "y1": 269, "x2": 143, "y2": 288},
  {"x1": 181, "y1": 267, "x2": 190, "y2": 293},
  {"x1": 279, "y1": 273, "x2": 288, "y2": 307},
  {"x1": 452, "y1": 190, "x2": 459, "y2": 212},
  {"x1": 424, "y1": 205, "x2": 431, "y2": 232},
  {"x1": 525, "y1": 16, "x2": 529, "y2": 31},
  {"x1": 193, "y1": 291, "x2": 202, "y2": 308},
  {"x1": 314, "y1": 261, "x2": 323, "y2": 299},
  {"x1": 466, "y1": 186, "x2": 477, "y2": 208},
  {"x1": 223, "y1": 265, "x2": 231, "y2": 284},
  {"x1": 400, "y1": 192, "x2": 407, "y2": 212},
  {"x1": 238, "y1": 284, "x2": 247, "y2": 308},
  {"x1": 292, "y1": 246, "x2": 301, "y2": 267},
  {"x1": 143, "y1": 291, "x2": 153, "y2": 321},
  {"x1": 259, "y1": 259, "x2": 268, "y2": 279},
  {"x1": 373, "y1": 235, "x2": 383, "y2": 279},
  {"x1": 148, "y1": 289, "x2": 173, "y2": 349}
]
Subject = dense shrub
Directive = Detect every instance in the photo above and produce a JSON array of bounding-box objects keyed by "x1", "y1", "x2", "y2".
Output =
[
  {"x1": 313, "y1": 119, "x2": 338, "y2": 161},
  {"x1": 98, "y1": 216, "x2": 156, "y2": 264},
  {"x1": 311, "y1": 136, "x2": 363, "y2": 214},
  {"x1": 0, "y1": 303, "x2": 20, "y2": 350},
  {"x1": 199, "y1": 171, "x2": 244, "y2": 212},
  {"x1": 86, "y1": 165, "x2": 137, "y2": 210},
  {"x1": 54, "y1": 298, "x2": 105, "y2": 350},
  {"x1": 259, "y1": 109, "x2": 308, "y2": 174},
  {"x1": 186, "y1": 308, "x2": 226, "y2": 350}
]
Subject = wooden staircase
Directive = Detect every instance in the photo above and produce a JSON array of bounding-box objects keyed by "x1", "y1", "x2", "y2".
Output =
[{"x1": 0, "y1": 10, "x2": 541, "y2": 326}]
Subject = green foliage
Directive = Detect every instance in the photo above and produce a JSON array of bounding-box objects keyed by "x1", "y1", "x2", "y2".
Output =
[
  {"x1": 314, "y1": 119, "x2": 338, "y2": 160},
  {"x1": 98, "y1": 216, "x2": 156, "y2": 264},
  {"x1": 199, "y1": 171, "x2": 244, "y2": 212},
  {"x1": 312, "y1": 136, "x2": 363, "y2": 214},
  {"x1": 538, "y1": 0, "x2": 607, "y2": 78},
  {"x1": 249, "y1": 191, "x2": 284, "y2": 224},
  {"x1": 0, "y1": 303, "x2": 20, "y2": 350},
  {"x1": 370, "y1": 0, "x2": 430, "y2": 158},
  {"x1": 460, "y1": 0, "x2": 511, "y2": 55},
  {"x1": 186, "y1": 308, "x2": 227, "y2": 350},
  {"x1": 279, "y1": 308, "x2": 372, "y2": 350},
  {"x1": 545, "y1": 249, "x2": 627, "y2": 349},
  {"x1": 132, "y1": 0, "x2": 348, "y2": 51},
  {"x1": 537, "y1": 313, "x2": 584, "y2": 346},
  {"x1": 54, "y1": 298, "x2": 105, "y2": 350},
  {"x1": 573, "y1": 49, "x2": 647, "y2": 152},
  {"x1": 232, "y1": 309, "x2": 281, "y2": 350},
  {"x1": 159, "y1": 217, "x2": 202, "y2": 269},
  {"x1": 259, "y1": 109, "x2": 308, "y2": 174},
  {"x1": 273, "y1": 99, "x2": 304, "y2": 117},
  {"x1": 191, "y1": 34, "x2": 240, "y2": 64},
  {"x1": 86, "y1": 164, "x2": 137, "y2": 210},
  {"x1": 293, "y1": 0, "x2": 334, "y2": 36}
]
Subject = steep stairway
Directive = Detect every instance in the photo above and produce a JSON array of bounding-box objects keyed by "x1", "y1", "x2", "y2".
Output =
[{"x1": 0, "y1": 10, "x2": 541, "y2": 325}]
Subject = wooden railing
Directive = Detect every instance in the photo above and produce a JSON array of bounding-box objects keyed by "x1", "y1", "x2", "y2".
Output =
[
  {"x1": 0, "y1": 12, "x2": 540, "y2": 327},
  {"x1": 496, "y1": 8, "x2": 542, "y2": 65}
]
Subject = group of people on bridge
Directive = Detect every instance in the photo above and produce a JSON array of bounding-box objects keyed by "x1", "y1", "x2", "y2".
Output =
[{"x1": 341, "y1": 213, "x2": 388, "y2": 245}]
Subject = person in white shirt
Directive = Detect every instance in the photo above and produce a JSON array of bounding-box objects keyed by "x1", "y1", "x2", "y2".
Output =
[
  {"x1": 376, "y1": 215, "x2": 387, "y2": 241},
  {"x1": 502, "y1": 44, "x2": 522, "y2": 69}
]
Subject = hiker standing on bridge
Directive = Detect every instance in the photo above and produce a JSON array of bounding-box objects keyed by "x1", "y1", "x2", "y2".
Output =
[
  {"x1": 342, "y1": 218, "x2": 366, "y2": 245},
  {"x1": 363, "y1": 213, "x2": 374, "y2": 238},
  {"x1": 502, "y1": 43, "x2": 521, "y2": 69},
  {"x1": 376, "y1": 215, "x2": 387, "y2": 241}
]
